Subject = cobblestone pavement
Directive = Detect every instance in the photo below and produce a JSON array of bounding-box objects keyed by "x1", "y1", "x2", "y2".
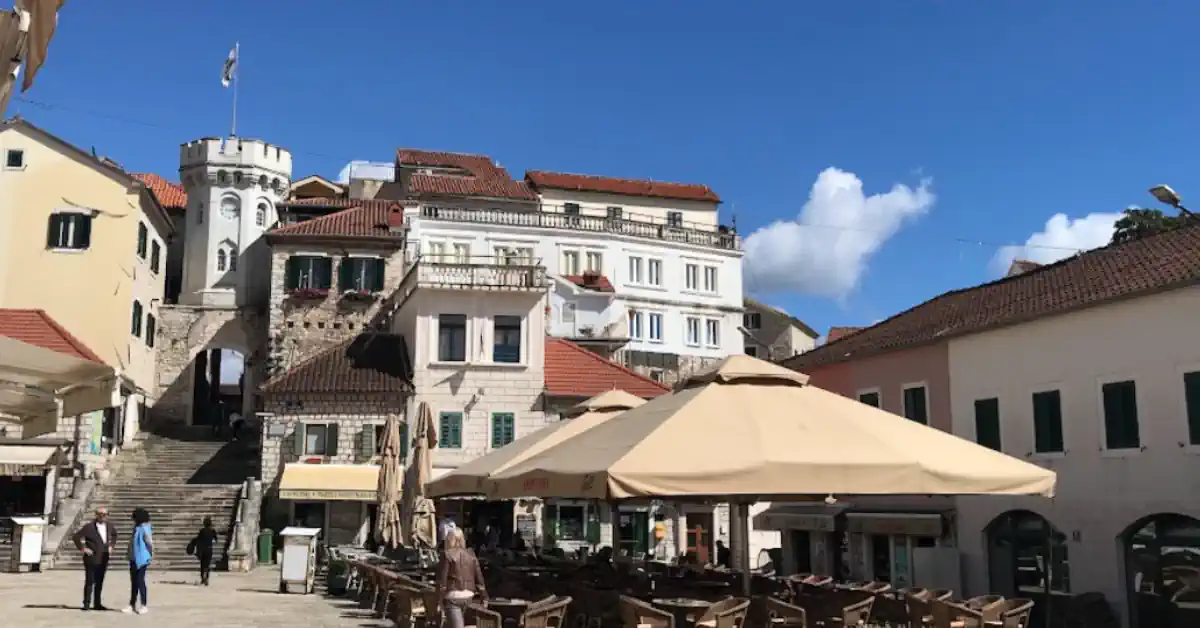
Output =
[{"x1": 0, "y1": 567, "x2": 390, "y2": 628}]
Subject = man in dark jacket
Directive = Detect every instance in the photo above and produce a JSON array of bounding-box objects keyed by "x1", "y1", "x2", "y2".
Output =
[{"x1": 72, "y1": 506, "x2": 118, "y2": 611}]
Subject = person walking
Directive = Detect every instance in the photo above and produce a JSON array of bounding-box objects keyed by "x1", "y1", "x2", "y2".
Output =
[
  {"x1": 72, "y1": 506, "x2": 117, "y2": 611},
  {"x1": 189, "y1": 517, "x2": 219, "y2": 585},
  {"x1": 228, "y1": 410, "x2": 245, "y2": 441},
  {"x1": 123, "y1": 508, "x2": 153, "y2": 615},
  {"x1": 436, "y1": 528, "x2": 488, "y2": 628}
]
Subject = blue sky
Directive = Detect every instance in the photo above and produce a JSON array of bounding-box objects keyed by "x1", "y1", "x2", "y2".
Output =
[{"x1": 13, "y1": 1, "x2": 1200, "y2": 337}]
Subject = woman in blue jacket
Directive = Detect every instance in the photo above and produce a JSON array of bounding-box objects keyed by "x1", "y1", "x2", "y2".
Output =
[{"x1": 124, "y1": 508, "x2": 153, "y2": 614}]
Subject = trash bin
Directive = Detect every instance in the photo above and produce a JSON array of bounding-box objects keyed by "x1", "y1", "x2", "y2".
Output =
[{"x1": 258, "y1": 529, "x2": 274, "y2": 564}]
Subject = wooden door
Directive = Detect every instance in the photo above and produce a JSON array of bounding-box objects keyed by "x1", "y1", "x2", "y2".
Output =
[{"x1": 685, "y1": 512, "x2": 713, "y2": 564}]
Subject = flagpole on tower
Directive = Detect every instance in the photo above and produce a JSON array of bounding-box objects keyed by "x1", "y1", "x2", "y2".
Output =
[{"x1": 230, "y1": 42, "x2": 239, "y2": 137}]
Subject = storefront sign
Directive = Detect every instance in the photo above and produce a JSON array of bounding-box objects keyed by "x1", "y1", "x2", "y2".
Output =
[
  {"x1": 279, "y1": 489, "x2": 375, "y2": 501},
  {"x1": 760, "y1": 513, "x2": 836, "y2": 532},
  {"x1": 846, "y1": 513, "x2": 943, "y2": 537}
]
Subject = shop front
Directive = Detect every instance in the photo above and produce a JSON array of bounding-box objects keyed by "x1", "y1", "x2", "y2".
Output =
[
  {"x1": 277, "y1": 463, "x2": 379, "y2": 547},
  {"x1": 754, "y1": 503, "x2": 845, "y2": 577},
  {"x1": 0, "y1": 443, "x2": 63, "y2": 519},
  {"x1": 845, "y1": 511, "x2": 956, "y2": 590}
]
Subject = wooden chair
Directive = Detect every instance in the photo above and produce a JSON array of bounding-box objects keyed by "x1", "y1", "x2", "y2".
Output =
[
  {"x1": 523, "y1": 596, "x2": 573, "y2": 628},
  {"x1": 696, "y1": 597, "x2": 750, "y2": 628},
  {"x1": 964, "y1": 595, "x2": 1006, "y2": 623},
  {"x1": 467, "y1": 604, "x2": 504, "y2": 628},
  {"x1": 994, "y1": 598, "x2": 1034, "y2": 628},
  {"x1": 838, "y1": 594, "x2": 874, "y2": 627},
  {"x1": 762, "y1": 596, "x2": 807, "y2": 627},
  {"x1": 619, "y1": 595, "x2": 675, "y2": 628},
  {"x1": 389, "y1": 585, "x2": 422, "y2": 628}
]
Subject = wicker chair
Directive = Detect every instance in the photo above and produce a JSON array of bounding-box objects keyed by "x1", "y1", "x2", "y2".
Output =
[
  {"x1": 523, "y1": 596, "x2": 574, "y2": 628},
  {"x1": 619, "y1": 595, "x2": 675, "y2": 628},
  {"x1": 389, "y1": 585, "x2": 423, "y2": 628},
  {"x1": 467, "y1": 604, "x2": 504, "y2": 628},
  {"x1": 763, "y1": 596, "x2": 807, "y2": 627},
  {"x1": 838, "y1": 594, "x2": 874, "y2": 627},
  {"x1": 928, "y1": 589, "x2": 954, "y2": 601},
  {"x1": 696, "y1": 597, "x2": 750, "y2": 628},
  {"x1": 995, "y1": 598, "x2": 1034, "y2": 628}
]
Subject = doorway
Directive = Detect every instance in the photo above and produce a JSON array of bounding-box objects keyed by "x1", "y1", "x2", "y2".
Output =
[
  {"x1": 190, "y1": 348, "x2": 246, "y2": 428},
  {"x1": 685, "y1": 511, "x2": 714, "y2": 564},
  {"x1": 619, "y1": 510, "x2": 650, "y2": 558},
  {"x1": 1123, "y1": 513, "x2": 1200, "y2": 628},
  {"x1": 789, "y1": 530, "x2": 812, "y2": 575},
  {"x1": 292, "y1": 501, "x2": 327, "y2": 529}
]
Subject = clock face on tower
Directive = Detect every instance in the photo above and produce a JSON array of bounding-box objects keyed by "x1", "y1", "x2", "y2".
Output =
[{"x1": 220, "y1": 197, "x2": 240, "y2": 220}]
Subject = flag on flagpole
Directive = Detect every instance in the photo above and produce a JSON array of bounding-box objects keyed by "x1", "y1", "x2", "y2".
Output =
[{"x1": 221, "y1": 44, "x2": 238, "y2": 88}]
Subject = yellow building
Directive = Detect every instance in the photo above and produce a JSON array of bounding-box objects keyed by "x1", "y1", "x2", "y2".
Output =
[{"x1": 0, "y1": 118, "x2": 175, "y2": 439}]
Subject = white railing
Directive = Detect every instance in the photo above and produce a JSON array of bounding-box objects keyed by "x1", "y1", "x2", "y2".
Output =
[{"x1": 403, "y1": 255, "x2": 548, "y2": 291}]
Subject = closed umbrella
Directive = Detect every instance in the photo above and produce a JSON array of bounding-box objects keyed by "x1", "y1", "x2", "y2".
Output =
[
  {"x1": 401, "y1": 401, "x2": 438, "y2": 558},
  {"x1": 375, "y1": 410, "x2": 403, "y2": 549}
]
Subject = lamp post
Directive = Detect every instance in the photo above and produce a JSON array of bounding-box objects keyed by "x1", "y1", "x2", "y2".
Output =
[{"x1": 1147, "y1": 184, "x2": 1197, "y2": 219}]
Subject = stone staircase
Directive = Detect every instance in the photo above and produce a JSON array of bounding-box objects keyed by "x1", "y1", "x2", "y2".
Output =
[{"x1": 53, "y1": 429, "x2": 258, "y2": 571}]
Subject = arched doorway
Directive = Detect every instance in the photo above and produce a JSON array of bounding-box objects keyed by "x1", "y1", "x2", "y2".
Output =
[
  {"x1": 189, "y1": 347, "x2": 247, "y2": 431},
  {"x1": 1123, "y1": 513, "x2": 1200, "y2": 628},
  {"x1": 986, "y1": 510, "x2": 1069, "y2": 628}
]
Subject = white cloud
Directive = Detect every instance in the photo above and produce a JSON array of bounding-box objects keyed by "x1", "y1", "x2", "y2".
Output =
[
  {"x1": 989, "y1": 212, "x2": 1121, "y2": 276},
  {"x1": 743, "y1": 168, "x2": 935, "y2": 299},
  {"x1": 336, "y1": 160, "x2": 395, "y2": 184}
]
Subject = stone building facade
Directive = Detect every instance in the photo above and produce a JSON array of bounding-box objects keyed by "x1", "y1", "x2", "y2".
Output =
[{"x1": 740, "y1": 297, "x2": 819, "y2": 362}]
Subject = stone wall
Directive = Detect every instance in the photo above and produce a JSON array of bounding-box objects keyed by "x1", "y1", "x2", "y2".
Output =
[
  {"x1": 614, "y1": 349, "x2": 721, "y2": 388},
  {"x1": 153, "y1": 305, "x2": 263, "y2": 425},
  {"x1": 266, "y1": 243, "x2": 407, "y2": 378},
  {"x1": 742, "y1": 302, "x2": 809, "y2": 361}
]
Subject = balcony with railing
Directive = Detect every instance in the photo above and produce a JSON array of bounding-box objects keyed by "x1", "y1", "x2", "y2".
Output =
[
  {"x1": 418, "y1": 204, "x2": 741, "y2": 251},
  {"x1": 401, "y1": 254, "x2": 548, "y2": 293}
]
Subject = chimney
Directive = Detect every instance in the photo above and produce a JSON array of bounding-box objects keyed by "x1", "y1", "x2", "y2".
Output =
[
  {"x1": 1006, "y1": 259, "x2": 1042, "y2": 277},
  {"x1": 581, "y1": 269, "x2": 600, "y2": 286},
  {"x1": 388, "y1": 208, "x2": 404, "y2": 233}
]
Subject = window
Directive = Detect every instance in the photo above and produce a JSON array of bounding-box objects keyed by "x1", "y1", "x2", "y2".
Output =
[
  {"x1": 1101, "y1": 380, "x2": 1141, "y2": 450},
  {"x1": 495, "y1": 245, "x2": 531, "y2": 266},
  {"x1": 649, "y1": 369, "x2": 665, "y2": 383},
  {"x1": 628, "y1": 256, "x2": 644, "y2": 284},
  {"x1": 553, "y1": 505, "x2": 586, "y2": 541},
  {"x1": 858, "y1": 390, "x2": 880, "y2": 408},
  {"x1": 150, "y1": 241, "x2": 161, "y2": 274},
  {"x1": 299, "y1": 423, "x2": 338, "y2": 456},
  {"x1": 705, "y1": 319, "x2": 720, "y2": 347},
  {"x1": 685, "y1": 263, "x2": 699, "y2": 290},
  {"x1": 902, "y1": 385, "x2": 928, "y2": 424},
  {"x1": 255, "y1": 202, "x2": 267, "y2": 227},
  {"x1": 46, "y1": 212, "x2": 92, "y2": 250},
  {"x1": 745, "y1": 346, "x2": 758, "y2": 358},
  {"x1": 372, "y1": 423, "x2": 409, "y2": 460},
  {"x1": 648, "y1": 313, "x2": 663, "y2": 342},
  {"x1": 627, "y1": 309, "x2": 644, "y2": 339},
  {"x1": 743, "y1": 312, "x2": 762, "y2": 330},
  {"x1": 491, "y1": 412, "x2": 516, "y2": 448},
  {"x1": 493, "y1": 315, "x2": 522, "y2": 363},
  {"x1": 131, "y1": 300, "x2": 143, "y2": 337},
  {"x1": 606, "y1": 206, "x2": 623, "y2": 220},
  {"x1": 585, "y1": 251, "x2": 603, "y2": 273},
  {"x1": 561, "y1": 250, "x2": 580, "y2": 275},
  {"x1": 284, "y1": 256, "x2": 334, "y2": 290},
  {"x1": 5, "y1": 149, "x2": 24, "y2": 168},
  {"x1": 216, "y1": 249, "x2": 228, "y2": 272},
  {"x1": 145, "y1": 314, "x2": 156, "y2": 348},
  {"x1": 1186, "y1": 371, "x2": 1200, "y2": 446},
  {"x1": 1032, "y1": 390, "x2": 1065, "y2": 454},
  {"x1": 219, "y1": 195, "x2": 240, "y2": 220},
  {"x1": 439, "y1": 412, "x2": 463, "y2": 449},
  {"x1": 564, "y1": 203, "x2": 581, "y2": 216},
  {"x1": 453, "y1": 243, "x2": 472, "y2": 263},
  {"x1": 228, "y1": 246, "x2": 238, "y2": 271},
  {"x1": 561, "y1": 303, "x2": 576, "y2": 323},
  {"x1": 703, "y1": 266, "x2": 718, "y2": 293},
  {"x1": 428, "y1": 241, "x2": 446, "y2": 261},
  {"x1": 438, "y1": 314, "x2": 467, "y2": 362},
  {"x1": 648, "y1": 259, "x2": 662, "y2": 286},
  {"x1": 667, "y1": 211, "x2": 683, "y2": 227},
  {"x1": 685, "y1": 317, "x2": 701, "y2": 346},
  {"x1": 339, "y1": 257, "x2": 386, "y2": 292},
  {"x1": 137, "y1": 222, "x2": 148, "y2": 258},
  {"x1": 974, "y1": 398, "x2": 1002, "y2": 451}
]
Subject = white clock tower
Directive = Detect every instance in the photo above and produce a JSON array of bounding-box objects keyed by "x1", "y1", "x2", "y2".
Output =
[{"x1": 178, "y1": 136, "x2": 292, "y2": 307}]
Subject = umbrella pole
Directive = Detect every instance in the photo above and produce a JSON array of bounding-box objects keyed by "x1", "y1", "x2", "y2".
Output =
[
  {"x1": 610, "y1": 502, "x2": 621, "y2": 559},
  {"x1": 734, "y1": 501, "x2": 752, "y2": 596}
]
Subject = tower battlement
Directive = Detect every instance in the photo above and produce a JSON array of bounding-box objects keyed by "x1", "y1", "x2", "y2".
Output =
[{"x1": 179, "y1": 137, "x2": 292, "y2": 177}]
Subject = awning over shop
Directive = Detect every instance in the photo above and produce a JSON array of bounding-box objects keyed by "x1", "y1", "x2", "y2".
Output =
[
  {"x1": 0, "y1": 335, "x2": 116, "y2": 418},
  {"x1": 846, "y1": 512, "x2": 946, "y2": 537},
  {"x1": 278, "y1": 463, "x2": 380, "y2": 502},
  {"x1": 752, "y1": 504, "x2": 845, "y2": 532},
  {"x1": 0, "y1": 443, "x2": 61, "y2": 477}
]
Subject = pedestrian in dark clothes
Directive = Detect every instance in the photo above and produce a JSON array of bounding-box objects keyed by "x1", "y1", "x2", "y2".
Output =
[
  {"x1": 189, "y1": 516, "x2": 219, "y2": 585},
  {"x1": 72, "y1": 506, "x2": 118, "y2": 611}
]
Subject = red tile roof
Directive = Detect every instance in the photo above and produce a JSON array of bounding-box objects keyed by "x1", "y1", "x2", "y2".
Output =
[
  {"x1": 564, "y1": 274, "x2": 615, "y2": 293},
  {"x1": 784, "y1": 222, "x2": 1200, "y2": 371},
  {"x1": 260, "y1": 333, "x2": 413, "y2": 395},
  {"x1": 270, "y1": 199, "x2": 406, "y2": 240},
  {"x1": 826, "y1": 326, "x2": 864, "y2": 342},
  {"x1": 525, "y1": 170, "x2": 721, "y2": 203},
  {"x1": 545, "y1": 338, "x2": 670, "y2": 399},
  {"x1": 0, "y1": 309, "x2": 103, "y2": 362},
  {"x1": 397, "y1": 149, "x2": 537, "y2": 201},
  {"x1": 132, "y1": 173, "x2": 188, "y2": 209}
]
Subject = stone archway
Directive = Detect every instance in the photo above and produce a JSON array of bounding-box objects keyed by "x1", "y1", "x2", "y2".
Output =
[
  {"x1": 984, "y1": 509, "x2": 1070, "y2": 618},
  {"x1": 1122, "y1": 513, "x2": 1200, "y2": 628}
]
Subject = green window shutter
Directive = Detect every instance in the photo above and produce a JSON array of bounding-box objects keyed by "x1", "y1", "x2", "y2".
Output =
[
  {"x1": 440, "y1": 412, "x2": 462, "y2": 449},
  {"x1": 492, "y1": 413, "x2": 515, "y2": 448},
  {"x1": 318, "y1": 257, "x2": 334, "y2": 289},
  {"x1": 973, "y1": 398, "x2": 1001, "y2": 451},
  {"x1": 46, "y1": 214, "x2": 62, "y2": 248},
  {"x1": 294, "y1": 424, "x2": 306, "y2": 457},
  {"x1": 1186, "y1": 372, "x2": 1200, "y2": 446},
  {"x1": 372, "y1": 258, "x2": 386, "y2": 291},
  {"x1": 360, "y1": 426, "x2": 376, "y2": 460},
  {"x1": 338, "y1": 258, "x2": 353, "y2": 291},
  {"x1": 399, "y1": 423, "x2": 409, "y2": 460},
  {"x1": 137, "y1": 222, "x2": 148, "y2": 256},
  {"x1": 451, "y1": 415, "x2": 462, "y2": 448},
  {"x1": 327, "y1": 423, "x2": 339, "y2": 457},
  {"x1": 76, "y1": 215, "x2": 92, "y2": 248},
  {"x1": 284, "y1": 257, "x2": 300, "y2": 290},
  {"x1": 903, "y1": 387, "x2": 928, "y2": 424},
  {"x1": 1032, "y1": 391, "x2": 1064, "y2": 453},
  {"x1": 1102, "y1": 381, "x2": 1140, "y2": 449},
  {"x1": 542, "y1": 504, "x2": 557, "y2": 542}
]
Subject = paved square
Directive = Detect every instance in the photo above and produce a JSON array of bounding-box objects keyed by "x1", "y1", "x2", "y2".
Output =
[{"x1": 0, "y1": 567, "x2": 390, "y2": 627}]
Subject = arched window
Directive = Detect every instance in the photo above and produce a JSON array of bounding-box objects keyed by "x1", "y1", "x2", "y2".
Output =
[
  {"x1": 255, "y1": 202, "x2": 267, "y2": 227},
  {"x1": 259, "y1": 174, "x2": 268, "y2": 188},
  {"x1": 233, "y1": 171, "x2": 243, "y2": 185},
  {"x1": 1123, "y1": 513, "x2": 1200, "y2": 627},
  {"x1": 217, "y1": 170, "x2": 228, "y2": 184},
  {"x1": 985, "y1": 510, "x2": 1070, "y2": 600},
  {"x1": 216, "y1": 249, "x2": 227, "y2": 272},
  {"x1": 228, "y1": 246, "x2": 238, "y2": 271},
  {"x1": 220, "y1": 196, "x2": 240, "y2": 220}
]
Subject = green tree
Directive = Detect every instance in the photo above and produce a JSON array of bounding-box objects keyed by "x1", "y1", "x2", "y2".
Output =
[{"x1": 1110, "y1": 208, "x2": 1188, "y2": 244}]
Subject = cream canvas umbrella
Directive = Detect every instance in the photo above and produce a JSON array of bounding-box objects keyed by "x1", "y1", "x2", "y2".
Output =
[
  {"x1": 400, "y1": 401, "x2": 438, "y2": 557},
  {"x1": 375, "y1": 409, "x2": 404, "y2": 549},
  {"x1": 427, "y1": 389, "x2": 646, "y2": 499},
  {"x1": 489, "y1": 355, "x2": 1057, "y2": 501}
]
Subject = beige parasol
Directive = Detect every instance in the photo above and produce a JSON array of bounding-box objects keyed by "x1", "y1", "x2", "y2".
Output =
[
  {"x1": 489, "y1": 355, "x2": 1057, "y2": 501},
  {"x1": 400, "y1": 401, "x2": 438, "y2": 552},
  {"x1": 374, "y1": 409, "x2": 404, "y2": 549},
  {"x1": 427, "y1": 389, "x2": 646, "y2": 499}
]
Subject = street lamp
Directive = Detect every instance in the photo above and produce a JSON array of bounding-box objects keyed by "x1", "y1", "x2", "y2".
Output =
[{"x1": 1148, "y1": 184, "x2": 1197, "y2": 219}]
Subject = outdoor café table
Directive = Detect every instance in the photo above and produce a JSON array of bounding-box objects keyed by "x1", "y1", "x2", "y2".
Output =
[
  {"x1": 652, "y1": 597, "x2": 712, "y2": 627},
  {"x1": 488, "y1": 598, "x2": 530, "y2": 626}
]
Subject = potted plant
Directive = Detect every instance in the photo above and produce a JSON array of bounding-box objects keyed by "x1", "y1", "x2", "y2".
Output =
[
  {"x1": 287, "y1": 287, "x2": 329, "y2": 300},
  {"x1": 340, "y1": 289, "x2": 377, "y2": 302},
  {"x1": 325, "y1": 557, "x2": 349, "y2": 595}
]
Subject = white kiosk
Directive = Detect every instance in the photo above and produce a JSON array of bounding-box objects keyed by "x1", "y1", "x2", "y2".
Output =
[
  {"x1": 278, "y1": 526, "x2": 321, "y2": 594},
  {"x1": 8, "y1": 517, "x2": 46, "y2": 572}
]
